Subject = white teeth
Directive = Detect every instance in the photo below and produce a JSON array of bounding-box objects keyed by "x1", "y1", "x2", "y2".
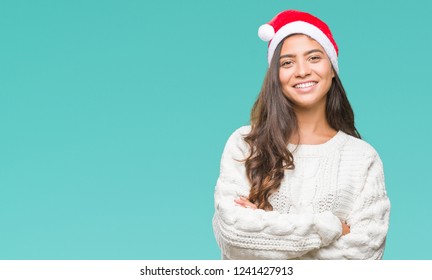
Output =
[{"x1": 294, "y1": 82, "x2": 317, "y2": 88}]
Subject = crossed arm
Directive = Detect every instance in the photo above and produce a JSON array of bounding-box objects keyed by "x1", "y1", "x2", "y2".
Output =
[
  {"x1": 234, "y1": 196, "x2": 351, "y2": 236},
  {"x1": 213, "y1": 128, "x2": 390, "y2": 260}
]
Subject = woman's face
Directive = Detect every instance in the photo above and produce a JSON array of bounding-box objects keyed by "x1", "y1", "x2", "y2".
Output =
[{"x1": 278, "y1": 34, "x2": 334, "y2": 111}]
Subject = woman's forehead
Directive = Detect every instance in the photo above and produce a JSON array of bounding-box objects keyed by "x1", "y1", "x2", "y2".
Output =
[{"x1": 280, "y1": 34, "x2": 325, "y2": 54}]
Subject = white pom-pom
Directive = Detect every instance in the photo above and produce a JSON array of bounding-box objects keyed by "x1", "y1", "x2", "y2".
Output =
[{"x1": 258, "y1": 24, "x2": 275, "y2": 42}]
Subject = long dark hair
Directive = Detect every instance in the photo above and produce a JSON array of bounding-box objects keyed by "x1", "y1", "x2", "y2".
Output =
[{"x1": 243, "y1": 36, "x2": 361, "y2": 211}]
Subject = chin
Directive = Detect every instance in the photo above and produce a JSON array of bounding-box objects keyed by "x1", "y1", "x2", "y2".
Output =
[{"x1": 292, "y1": 99, "x2": 325, "y2": 110}]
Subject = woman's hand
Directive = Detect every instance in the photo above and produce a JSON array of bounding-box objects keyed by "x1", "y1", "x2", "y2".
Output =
[
  {"x1": 234, "y1": 196, "x2": 257, "y2": 209},
  {"x1": 235, "y1": 197, "x2": 350, "y2": 236},
  {"x1": 341, "y1": 220, "x2": 350, "y2": 236}
]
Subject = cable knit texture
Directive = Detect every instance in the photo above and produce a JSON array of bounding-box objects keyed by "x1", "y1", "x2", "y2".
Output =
[{"x1": 212, "y1": 125, "x2": 390, "y2": 260}]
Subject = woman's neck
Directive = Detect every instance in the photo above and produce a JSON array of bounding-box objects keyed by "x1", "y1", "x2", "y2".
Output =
[{"x1": 290, "y1": 106, "x2": 337, "y2": 145}]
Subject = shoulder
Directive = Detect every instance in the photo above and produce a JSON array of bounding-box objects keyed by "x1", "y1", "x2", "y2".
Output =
[
  {"x1": 222, "y1": 125, "x2": 251, "y2": 156},
  {"x1": 229, "y1": 125, "x2": 251, "y2": 138},
  {"x1": 338, "y1": 132, "x2": 385, "y2": 173},
  {"x1": 341, "y1": 132, "x2": 381, "y2": 160},
  {"x1": 225, "y1": 125, "x2": 251, "y2": 146},
  {"x1": 338, "y1": 133, "x2": 386, "y2": 195}
]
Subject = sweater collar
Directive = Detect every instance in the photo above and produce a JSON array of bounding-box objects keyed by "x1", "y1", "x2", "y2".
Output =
[{"x1": 287, "y1": 130, "x2": 349, "y2": 156}]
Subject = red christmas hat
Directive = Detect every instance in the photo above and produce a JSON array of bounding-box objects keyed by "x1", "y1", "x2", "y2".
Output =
[{"x1": 258, "y1": 10, "x2": 339, "y2": 73}]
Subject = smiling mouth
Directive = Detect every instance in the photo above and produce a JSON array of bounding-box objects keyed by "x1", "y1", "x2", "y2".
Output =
[{"x1": 293, "y1": 81, "x2": 318, "y2": 89}]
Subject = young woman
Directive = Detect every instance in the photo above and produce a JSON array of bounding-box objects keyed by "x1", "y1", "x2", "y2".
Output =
[{"x1": 212, "y1": 10, "x2": 390, "y2": 260}]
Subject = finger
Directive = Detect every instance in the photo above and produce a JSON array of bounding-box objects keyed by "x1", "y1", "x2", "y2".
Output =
[
  {"x1": 235, "y1": 197, "x2": 249, "y2": 204},
  {"x1": 244, "y1": 201, "x2": 257, "y2": 209},
  {"x1": 234, "y1": 199, "x2": 253, "y2": 207},
  {"x1": 234, "y1": 198, "x2": 257, "y2": 209},
  {"x1": 234, "y1": 197, "x2": 244, "y2": 203},
  {"x1": 234, "y1": 198, "x2": 246, "y2": 206}
]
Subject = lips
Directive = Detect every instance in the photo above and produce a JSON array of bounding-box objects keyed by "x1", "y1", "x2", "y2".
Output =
[{"x1": 293, "y1": 81, "x2": 318, "y2": 89}]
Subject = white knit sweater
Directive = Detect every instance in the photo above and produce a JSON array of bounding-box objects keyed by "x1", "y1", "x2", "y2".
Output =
[{"x1": 212, "y1": 125, "x2": 390, "y2": 260}]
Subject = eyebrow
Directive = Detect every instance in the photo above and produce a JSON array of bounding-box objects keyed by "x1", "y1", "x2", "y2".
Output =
[{"x1": 279, "y1": 49, "x2": 324, "y2": 59}]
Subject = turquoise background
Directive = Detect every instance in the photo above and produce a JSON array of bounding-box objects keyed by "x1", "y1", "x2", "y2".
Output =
[{"x1": 0, "y1": 0, "x2": 430, "y2": 259}]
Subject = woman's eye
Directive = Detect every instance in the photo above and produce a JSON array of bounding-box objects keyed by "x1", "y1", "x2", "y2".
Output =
[
  {"x1": 309, "y1": 56, "x2": 321, "y2": 62},
  {"x1": 280, "y1": 61, "x2": 293, "y2": 67}
]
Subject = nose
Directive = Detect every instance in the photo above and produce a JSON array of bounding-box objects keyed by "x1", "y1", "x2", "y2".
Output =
[{"x1": 295, "y1": 60, "x2": 311, "y2": 78}]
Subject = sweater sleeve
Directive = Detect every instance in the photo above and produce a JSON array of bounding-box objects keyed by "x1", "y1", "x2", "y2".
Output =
[
  {"x1": 303, "y1": 153, "x2": 391, "y2": 259},
  {"x1": 212, "y1": 127, "x2": 343, "y2": 260}
]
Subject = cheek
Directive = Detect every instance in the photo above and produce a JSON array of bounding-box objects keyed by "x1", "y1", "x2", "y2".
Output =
[
  {"x1": 278, "y1": 72, "x2": 284, "y2": 84},
  {"x1": 318, "y1": 63, "x2": 334, "y2": 80},
  {"x1": 279, "y1": 70, "x2": 292, "y2": 85}
]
